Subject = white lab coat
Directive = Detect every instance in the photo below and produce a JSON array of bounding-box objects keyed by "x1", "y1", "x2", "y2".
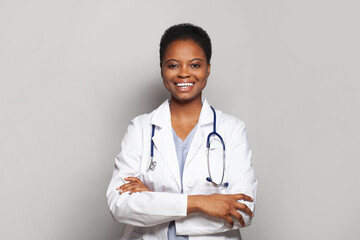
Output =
[{"x1": 106, "y1": 98, "x2": 257, "y2": 240}]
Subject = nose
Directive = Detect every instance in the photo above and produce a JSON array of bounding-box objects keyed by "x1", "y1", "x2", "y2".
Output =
[{"x1": 177, "y1": 66, "x2": 190, "y2": 78}]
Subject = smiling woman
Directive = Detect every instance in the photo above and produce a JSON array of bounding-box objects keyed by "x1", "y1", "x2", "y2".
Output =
[
  {"x1": 106, "y1": 23, "x2": 257, "y2": 240},
  {"x1": 161, "y1": 39, "x2": 211, "y2": 140},
  {"x1": 161, "y1": 39, "x2": 210, "y2": 107}
]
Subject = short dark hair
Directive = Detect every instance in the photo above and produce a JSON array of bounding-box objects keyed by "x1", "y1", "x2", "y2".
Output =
[{"x1": 159, "y1": 23, "x2": 212, "y2": 64}]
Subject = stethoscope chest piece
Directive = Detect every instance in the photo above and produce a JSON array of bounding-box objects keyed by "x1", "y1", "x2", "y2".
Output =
[
  {"x1": 148, "y1": 157, "x2": 157, "y2": 171},
  {"x1": 148, "y1": 125, "x2": 157, "y2": 171}
]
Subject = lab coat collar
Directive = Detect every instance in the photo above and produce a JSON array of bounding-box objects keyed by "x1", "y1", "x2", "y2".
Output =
[
  {"x1": 150, "y1": 97, "x2": 214, "y2": 128},
  {"x1": 198, "y1": 98, "x2": 214, "y2": 127},
  {"x1": 150, "y1": 97, "x2": 214, "y2": 191},
  {"x1": 185, "y1": 98, "x2": 214, "y2": 168}
]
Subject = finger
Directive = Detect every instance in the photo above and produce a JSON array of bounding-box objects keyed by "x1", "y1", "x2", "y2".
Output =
[
  {"x1": 125, "y1": 177, "x2": 141, "y2": 183},
  {"x1": 123, "y1": 183, "x2": 149, "y2": 194},
  {"x1": 119, "y1": 188, "x2": 130, "y2": 194},
  {"x1": 235, "y1": 202, "x2": 254, "y2": 217},
  {"x1": 233, "y1": 194, "x2": 253, "y2": 202},
  {"x1": 118, "y1": 180, "x2": 137, "y2": 188},
  {"x1": 225, "y1": 215, "x2": 234, "y2": 227},
  {"x1": 129, "y1": 186, "x2": 149, "y2": 193},
  {"x1": 129, "y1": 186, "x2": 148, "y2": 194},
  {"x1": 118, "y1": 179, "x2": 149, "y2": 193},
  {"x1": 119, "y1": 183, "x2": 139, "y2": 193},
  {"x1": 116, "y1": 183, "x2": 133, "y2": 190},
  {"x1": 119, "y1": 187, "x2": 131, "y2": 193},
  {"x1": 230, "y1": 209, "x2": 245, "y2": 227},
  {"x1": 118, "y1": 182, "x2": 135, "y2": 191},
  {"x1": 117, "y1": 185, "x2": 128, "y2": 191},
  {"x1": 126, "y1": 185, "x2": 138, "y2": 194}
]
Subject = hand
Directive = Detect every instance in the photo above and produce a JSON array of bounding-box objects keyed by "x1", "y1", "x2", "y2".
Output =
[
  {"x1": 116, "y1": 177, "x2": 151, "y2": 194},
  {"x1": 188, "y1": 193, "x2": 254, "y2": 227}
]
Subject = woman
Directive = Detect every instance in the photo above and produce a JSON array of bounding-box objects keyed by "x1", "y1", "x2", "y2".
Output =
[{"x1": 107, "y1": 23, "x2": 257, "y2": 240}]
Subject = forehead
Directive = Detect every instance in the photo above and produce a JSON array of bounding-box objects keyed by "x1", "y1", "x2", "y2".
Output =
[{"x1": 163, "y1": 40, "x2": 206, "y2": 60}]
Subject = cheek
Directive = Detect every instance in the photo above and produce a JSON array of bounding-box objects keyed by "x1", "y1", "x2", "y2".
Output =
[
  {"x1": 161, "y1": 73, "x2": 173, "y2": 91},
  {"x1": 195, "y1": 70, "x2": 209, "y2": 81},
  {"x1": 161, "y1": 70, "x2": 175, "y2": 82}
]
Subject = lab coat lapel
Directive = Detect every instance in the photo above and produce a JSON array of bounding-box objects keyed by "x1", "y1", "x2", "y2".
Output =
[
  {"x1": 151, "y1": 100, "x2": 182, "y2": 192},
  {"x1": 184, "y1": 99, "x2": 213, "y2": 168}
]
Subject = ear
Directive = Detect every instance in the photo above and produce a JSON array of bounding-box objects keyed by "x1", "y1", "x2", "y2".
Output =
[{"x1": 207, "y1": 63, "x2": 211, "y2": 77}]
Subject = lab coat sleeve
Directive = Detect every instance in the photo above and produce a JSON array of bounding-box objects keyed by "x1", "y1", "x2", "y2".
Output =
[
  {"x1": 226, "y1": 119, "x2": 258, "y2": 228},
  {"x1": 106, "y1": 118, "x2": 188, "y2": 227}
]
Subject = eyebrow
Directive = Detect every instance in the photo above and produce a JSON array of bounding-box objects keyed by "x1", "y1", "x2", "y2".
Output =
[{"x1": 164, "y1": 58, "x2": 204, "y2": 64}]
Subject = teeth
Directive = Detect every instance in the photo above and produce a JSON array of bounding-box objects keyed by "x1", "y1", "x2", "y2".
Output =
[{"x1": 176, "y1": 82, "x2": 194, "y2": 87}]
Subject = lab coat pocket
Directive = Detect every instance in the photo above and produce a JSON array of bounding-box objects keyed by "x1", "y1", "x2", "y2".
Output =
[
  {"x1": 188, "y1": 147, "x2": 228, "y2": 195},
  {"x1": 198, "y1": 181, "x2": 228, "y2": 195}
]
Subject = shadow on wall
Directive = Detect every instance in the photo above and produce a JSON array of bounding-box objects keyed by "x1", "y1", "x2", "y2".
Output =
[{"x1": 105, "y1": 76, "x2": 169, "y2": 239}]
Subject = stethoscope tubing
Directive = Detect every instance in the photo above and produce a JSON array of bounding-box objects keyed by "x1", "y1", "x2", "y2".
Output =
[
  {"x1": 148, "y1": 125, "x2": 157, "y2": 171},
  {"x1": 205, "y1": 106, "x2": 228, "y2": 187},
  {"x1": 148, "y1": 106, "x2": 229, "y2": 187}
]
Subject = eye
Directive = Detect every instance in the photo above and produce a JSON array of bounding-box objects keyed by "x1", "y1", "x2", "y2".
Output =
[
  {"x1": 191, "y1": 63, "x2": 200, "y2": 68},
  {"x1": 168, "y1": 64, "x2": 178, "y2": 69}
]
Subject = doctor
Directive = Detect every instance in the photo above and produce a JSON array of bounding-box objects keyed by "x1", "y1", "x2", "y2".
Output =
[{"x1": 107, "y1": 23, "x2": 257, "y2": 240}]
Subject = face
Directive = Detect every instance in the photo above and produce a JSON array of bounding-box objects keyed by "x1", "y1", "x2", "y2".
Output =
[{"x1": 161, "y1": 39, "x2": 210, "y2": 103}]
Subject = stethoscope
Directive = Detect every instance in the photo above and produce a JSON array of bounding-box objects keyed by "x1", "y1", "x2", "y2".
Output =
[{"x1": 148, "y1": 106, "x2": 229, "y2": 188}]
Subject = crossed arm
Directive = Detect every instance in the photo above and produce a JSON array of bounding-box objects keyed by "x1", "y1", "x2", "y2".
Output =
[
  {"x1": 117, "y1": 177, "x2": 254, "y2": 227},
  {"x1": 108, "y1": 118, "x2": 256, "y2": 229}
]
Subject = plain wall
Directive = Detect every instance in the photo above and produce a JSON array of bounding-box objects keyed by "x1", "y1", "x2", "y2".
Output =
[{"x1": 1, "y1": 0, "x2": 359, "y2": 239}]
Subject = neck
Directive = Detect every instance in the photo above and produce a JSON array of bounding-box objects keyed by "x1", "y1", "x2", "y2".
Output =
[{"x1": 170, "y1": 94, "x2": 203, "y2": 124}]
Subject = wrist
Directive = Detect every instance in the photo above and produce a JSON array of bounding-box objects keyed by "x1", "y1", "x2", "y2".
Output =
[{"x1": 187, "y1": 195, "x2": 204, "y2": 214}]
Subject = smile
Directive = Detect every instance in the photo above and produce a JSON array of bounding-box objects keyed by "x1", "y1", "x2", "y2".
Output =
[{"x1": 176, "y1": 82, "x2": 194, "y2": 88}]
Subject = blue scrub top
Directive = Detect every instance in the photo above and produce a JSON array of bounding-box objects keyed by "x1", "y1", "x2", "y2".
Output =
[{"x1": 168, "y1": 124, "x2": 198, "y2": 240}]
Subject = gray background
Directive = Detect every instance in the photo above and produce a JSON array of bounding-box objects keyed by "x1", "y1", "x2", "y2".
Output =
[{"x1": 1, "y1": 0, "x2": 359, "y2": 239}]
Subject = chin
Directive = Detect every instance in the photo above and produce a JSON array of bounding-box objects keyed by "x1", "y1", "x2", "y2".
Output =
[{"x1": 171, "y1": 93, "x2": 202, "y2": 103}]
